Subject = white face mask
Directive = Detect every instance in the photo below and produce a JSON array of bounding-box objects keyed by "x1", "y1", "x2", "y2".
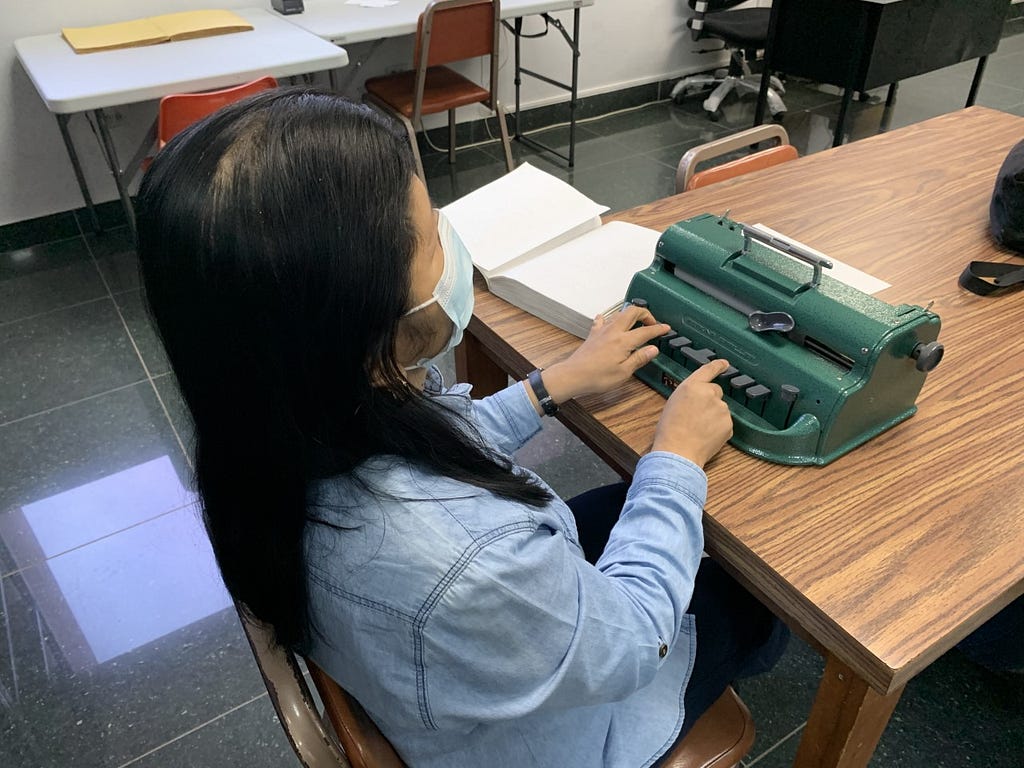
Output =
[{"x1": 402, "y1": 210, "x2": 475, "y2": 371}]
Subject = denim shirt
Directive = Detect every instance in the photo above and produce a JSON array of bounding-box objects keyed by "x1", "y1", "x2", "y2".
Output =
[{"x1": 304, "y1": 371, "x2": 707, "y2": 768}]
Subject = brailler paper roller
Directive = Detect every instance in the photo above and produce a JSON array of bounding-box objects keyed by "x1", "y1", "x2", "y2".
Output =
[{"x1": 625, "y1": 213, "x2": 943, "y2": 466}]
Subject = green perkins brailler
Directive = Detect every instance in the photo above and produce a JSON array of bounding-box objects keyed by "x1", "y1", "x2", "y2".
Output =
[{"x1": 626, "y1": 214, "x2": 944, "y2": 466}]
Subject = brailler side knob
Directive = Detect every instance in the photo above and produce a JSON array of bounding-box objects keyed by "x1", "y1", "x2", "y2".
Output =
[{"x1": 911, "y1": 341, "x2": 944, "y2": 372}]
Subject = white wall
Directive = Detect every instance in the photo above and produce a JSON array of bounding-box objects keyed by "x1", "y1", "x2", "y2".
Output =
[{"x1": 1, "y1": 0, "x2": 737, "y2": 226}]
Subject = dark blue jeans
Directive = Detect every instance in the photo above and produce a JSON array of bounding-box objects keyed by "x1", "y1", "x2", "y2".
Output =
[
  {"x1": 566, "y1": 482, "x2": 789, "y2": 743},
  {"x1": 956, "y1": 595, "x2": 1024, "y2": 674}
]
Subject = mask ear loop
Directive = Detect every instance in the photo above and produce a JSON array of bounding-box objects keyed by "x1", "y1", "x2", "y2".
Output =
[{"x1": 404, "y1": 295, "x2": 439, "y2": 316}]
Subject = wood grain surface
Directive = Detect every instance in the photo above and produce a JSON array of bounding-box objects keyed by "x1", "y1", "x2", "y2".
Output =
[{"x1": 468, "y1": 107, "x2": 1024, "y2": 694}]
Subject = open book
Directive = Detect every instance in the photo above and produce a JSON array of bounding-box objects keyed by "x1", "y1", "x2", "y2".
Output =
[
  {"x1": 62, "y1": 10, "x2": 253, "y2": 54},
  {"x1": 442, "y1": 164, "x2": 661, "y2": 338}
]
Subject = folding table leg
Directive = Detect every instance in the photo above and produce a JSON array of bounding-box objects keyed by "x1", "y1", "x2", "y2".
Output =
[
  {"x1": 93, "y1": 109, "x2": 136, "y2": 237},
  {"x1": 55, "y1": 113, "x2": 102, "y2": 234}
]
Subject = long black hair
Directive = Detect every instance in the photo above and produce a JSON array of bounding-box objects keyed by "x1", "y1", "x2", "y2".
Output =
[{"x1": 135, "y1": 90, "x2": 551, "y2": 650}]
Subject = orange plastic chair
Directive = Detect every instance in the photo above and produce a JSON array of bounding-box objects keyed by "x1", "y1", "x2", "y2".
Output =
[
  {"x1": 241, "y1": 611, "x2": 754, "y2": 768},
  {"x1": 363, "y1": 0, "x2": 514, "y2": 181},
  {"x1": 675, "y1": 124, "x2": 798, "y2": 193},
  {"x1": 157, "y1": 75, "x2": 278, "y2": 149}
]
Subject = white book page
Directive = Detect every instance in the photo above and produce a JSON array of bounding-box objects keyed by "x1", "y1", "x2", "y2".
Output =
[
  {"x1": 750, "y1": 223, "x2": 891, "y2": 294},
  {"x1": 442, "y1": 163, "x2": 609, "y2": 277},
  {"x1": 492, "y1": 222, "x2": 661, "y2": 333}
]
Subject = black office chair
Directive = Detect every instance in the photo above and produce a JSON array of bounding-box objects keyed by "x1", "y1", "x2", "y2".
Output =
[{"x1": 670, "y1": 1, "x2": 786, "y2": 121}]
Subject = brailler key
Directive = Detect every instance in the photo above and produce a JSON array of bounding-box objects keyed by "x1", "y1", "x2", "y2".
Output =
[
  {"x1": 745, "y1": 384, "x2": 771, "y2": 401},
  {"x1": 780, "y1": 384, "x2": 800, "y2": 428},
  {"x1": 745, "y1": 384, "x2": 771, "y2": 416},
  {"x1": 729, "y1": 375, "x2": 755, "y2": 396},
  {"x1": 629, "y1": 298, "x2": 648, "y2": 309},
  {"x1": 668, "y1": 336, "x2": 692, "y2": 350},
  {"x1": 681, "y1": 347, "x2": 716, "y2": 367},
  {"x1": 658, "y1": 330, "x2": 678, "y2": 348},
  {"x1": 717, "y1": 365, "x2": 739, "y2": 379}
]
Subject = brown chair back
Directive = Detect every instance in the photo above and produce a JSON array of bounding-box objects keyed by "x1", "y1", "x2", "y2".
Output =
[
  {"x1": 306, "y1": 659, "x2": 408, "y2": 768},
  {"x1": 675, "y1": 123, "x2": 797, "y2": 193},
  {"x1": 415, "y1": 0, "x2": 496, "y2": 67},
  {"x1": 412, "y1": 0, "x2": 501, "y2": 116}
]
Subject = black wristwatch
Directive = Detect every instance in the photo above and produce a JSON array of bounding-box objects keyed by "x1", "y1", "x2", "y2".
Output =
[{"x1": 527, "y1": 368, "x2": 559, "y2": 417}]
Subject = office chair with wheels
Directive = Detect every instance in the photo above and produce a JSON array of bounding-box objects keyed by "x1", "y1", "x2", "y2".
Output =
[
  {"x1": 675, "y1": 123, "x2": 797, "y2": 193},
  {"x1": 241, "y1": 611, "x2": 756, "y2": 768},
  {"x1": 364, "y1": 0, "x2": 514, "y2": 182},
  {"x1": 670, "y1": 1, "x2": 786, "y2": 122}
]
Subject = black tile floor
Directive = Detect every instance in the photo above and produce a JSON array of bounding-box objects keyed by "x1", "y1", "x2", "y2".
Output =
[{"x1": 2, "y1": 25, "x2": 1023, "y2": 768}]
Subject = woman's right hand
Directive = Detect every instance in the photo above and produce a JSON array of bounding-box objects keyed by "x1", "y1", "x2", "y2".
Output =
[{"x1": 651, "y1": 359, "x2": 734, "y2": 468}]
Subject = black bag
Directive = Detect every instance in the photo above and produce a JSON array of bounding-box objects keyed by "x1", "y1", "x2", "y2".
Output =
[{"x1": 959, "y1": 137, "x2": 1024, "y2": 296}]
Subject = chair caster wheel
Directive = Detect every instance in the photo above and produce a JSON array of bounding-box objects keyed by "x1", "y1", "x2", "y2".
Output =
[
  {"x1": 707, "y1": 109, "x2": 721, "y2": 122},
  {"x1": 771, "y1": 111, "x2": 786, "y2": 123},
  {"x1": 857, "y1": 91, "x2": 871, "y2": 102}
]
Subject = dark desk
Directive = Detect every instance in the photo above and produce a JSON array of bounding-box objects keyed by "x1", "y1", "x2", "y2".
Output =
[{"x1": 755, "y1": 0, "x2": 1011, "y2": 146}]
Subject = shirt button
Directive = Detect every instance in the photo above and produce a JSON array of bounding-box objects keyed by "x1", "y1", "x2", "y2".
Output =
[{"x1": 658, "y1": 642, "x2": 668, "y2": 658}]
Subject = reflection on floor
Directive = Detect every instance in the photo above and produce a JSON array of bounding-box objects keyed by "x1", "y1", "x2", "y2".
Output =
[{"x1": 1, "y1": 24, "x2": 1022, "y2": 768}]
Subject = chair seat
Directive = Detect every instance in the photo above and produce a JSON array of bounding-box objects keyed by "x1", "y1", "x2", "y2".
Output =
[
  {"x1": 658, "y1": 686, "x2": 755, "y2": 768},
  {"x1": 365, "y1": 66, "x2": 490, "y2": 117},
  {"x1": 702, "y1": 8, "x2": 770, "y2": 48}
]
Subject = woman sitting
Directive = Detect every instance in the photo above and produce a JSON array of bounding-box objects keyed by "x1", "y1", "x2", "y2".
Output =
[{"x1": 135, "y1": 88, "x2": 787, "y2": 768}]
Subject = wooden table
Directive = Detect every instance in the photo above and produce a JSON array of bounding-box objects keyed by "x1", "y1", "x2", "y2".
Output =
[{"x1": 457, "y1": 106, "x2": 1024, "y2": 767}]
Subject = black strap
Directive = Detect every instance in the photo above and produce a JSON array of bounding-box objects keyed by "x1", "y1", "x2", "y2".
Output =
[
  {"x1": 527, "y1": 368, "x2": 559, "y2": 417},
  {"x1": 958, "y1": 261, "x2": 1024, "y2": 296}
]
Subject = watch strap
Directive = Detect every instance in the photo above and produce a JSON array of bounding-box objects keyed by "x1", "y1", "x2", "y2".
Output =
[{"x1": 527, "y1": 368, "x2": 559, "y2": 416}]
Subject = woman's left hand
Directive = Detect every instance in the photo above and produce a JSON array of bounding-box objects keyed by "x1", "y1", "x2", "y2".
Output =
[{"x1": 539, "y1": 305, "x2": 670, "y2": 404}]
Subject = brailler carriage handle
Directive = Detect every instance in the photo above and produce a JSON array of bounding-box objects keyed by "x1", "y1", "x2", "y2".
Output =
[{"x1": 739, "y1": 225, "x2": 833, "y2": 289}]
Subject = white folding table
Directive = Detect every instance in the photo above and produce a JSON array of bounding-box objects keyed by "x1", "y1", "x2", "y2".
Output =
[
  {"x1": 15, "y1": 7, "x2": 350, "y2": 234},
  {"x1": 284, "y1": 0, "x2": 595, "y2": 167}
]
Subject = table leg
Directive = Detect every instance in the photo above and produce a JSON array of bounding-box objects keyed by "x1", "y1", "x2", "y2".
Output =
[
  {"x1": 567, "y1": 8, "x2": 579, "y2": 168},
  {"x1": 966, "y1": 56, "x2": 988, "y2": 107},
  {"x1": 513, "y1": 17, "x2": 523, "y2": 139},
  {"x1": 455, "y1": 331, "x2": 508, "y2": 396},
  {"x1": 832, "y1": 87, "x2": 854, "y2": 148},
  {"x1": 54, "y1": 114, "x2": 102, "y2": 234},
  {"x1": 93, "y1": 109, "x2": 136, "y2": 237},
  {"x1": 793, "y1": 653, "x2": 903, "y2": 768}
]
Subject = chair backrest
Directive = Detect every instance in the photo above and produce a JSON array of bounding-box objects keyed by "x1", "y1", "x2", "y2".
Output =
[
  {"x1": 244, "y1": 608, "x2": 754, "y2": 768},
  {"x1": 412, "y1": 0, "x2": 500, "y2": 115},
  {"x1": 687, "y1": 0, "x2": 750, "y2": 41},
  {"x1": 240, "y1": 611, "x2": 407, "y2": 768},
  {"x1": 675, "y1": 123, "x2": 798, "y2": 193},
  {"x1": 157, "y1": 75, "x2": 278, "y2": 147}
]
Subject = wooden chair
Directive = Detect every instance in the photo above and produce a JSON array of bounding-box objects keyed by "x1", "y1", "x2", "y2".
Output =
[
  {"x1": 675, "y1": 124, "x2": 798, "y2": 194},
  {"x1": 241, "y1": 613, "x2": 755, "y2": 768},
  {"x1": 363, "y1": 0, "x2": 514, "y2": 181},
  {"x1": 157, "y1": 75, "x2": 278, "y2": 149}
]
